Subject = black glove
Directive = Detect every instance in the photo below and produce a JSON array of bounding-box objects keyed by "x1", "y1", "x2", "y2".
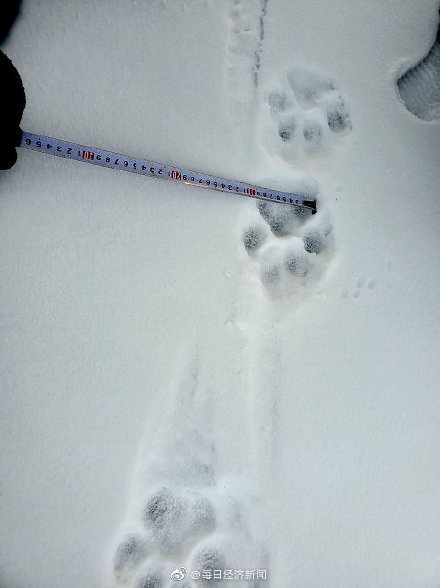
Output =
[
  {"x1": 0, "y1": 49, "x2": 26, "y2": 169},
  {"x1": 1, "y1": 1, "x2": 25, "y2": 170}
]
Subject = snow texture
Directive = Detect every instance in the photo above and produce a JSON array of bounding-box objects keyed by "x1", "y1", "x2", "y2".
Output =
[{"x1": 1, "y1": 1, "x2": 440, "y2": 587}]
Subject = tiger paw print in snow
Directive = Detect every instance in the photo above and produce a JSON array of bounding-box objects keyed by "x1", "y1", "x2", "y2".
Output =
[
  {"x1": 108, "y1": 354, "x2": 266, "y2": 587},
  {"x1": 261, "y1": 67, "x2": 352, "y2": 162},
  {"x1": 241, "y1": 181, "x2": 334, "y2": 298}
]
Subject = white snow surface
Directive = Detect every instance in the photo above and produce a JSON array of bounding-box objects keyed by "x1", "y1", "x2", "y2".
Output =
[{"x1": 1, "y1": 1, "x2": 440, "y2": 587}]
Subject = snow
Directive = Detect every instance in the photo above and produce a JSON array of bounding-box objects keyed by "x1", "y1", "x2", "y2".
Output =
[{"x1": 1, "y1": 1, "x2": 440, "y2": 587}]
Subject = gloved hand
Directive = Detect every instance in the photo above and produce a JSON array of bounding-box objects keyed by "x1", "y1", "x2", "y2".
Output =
[{"x1": 0, "y1": 49, "x2": 26, "y2": 170}]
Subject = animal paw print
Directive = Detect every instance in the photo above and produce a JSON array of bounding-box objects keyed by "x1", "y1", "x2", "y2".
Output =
[
  {"x1": 111, "y1": 485, "x2": 217, "y2": 586},
  {"x1": 242, "y1": 189, "x2": 334, "y2": 298},
  {"x1": 261, "y1": 67, "x2": 352, "y2": 162},
  {"x1": 112, "y1": 486, "x2": 263, "y2": 587},
  {"x1": 341, "y1": 276, "x2": 376, "y2": 299},
  {"x1": 143, "y1": 486, "x2": 216, "y2": 556},
  {"x1": 109, "y1": 356, "x2": 266, "y2": 587}
]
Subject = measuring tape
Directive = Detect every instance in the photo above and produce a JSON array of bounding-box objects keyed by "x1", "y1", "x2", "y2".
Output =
[{"x1": 19, "y1": 131, "x2": 317, "y2": 213}]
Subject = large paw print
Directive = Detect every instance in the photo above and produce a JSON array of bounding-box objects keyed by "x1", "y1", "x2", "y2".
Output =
[
  {"x1": 241, "y1": 190, "x2": 334, "y2": 298},
  {"x1": 111, "y1": 487, "x2": 263, "y2": 587},
  {"x1": 261, "y1": 67, "x2": 352, "y2": 162}
]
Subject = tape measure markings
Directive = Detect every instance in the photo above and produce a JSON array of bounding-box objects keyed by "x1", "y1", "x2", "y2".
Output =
[{"x1": 19, "y1": 131, "x2": 317, "y2": 213}]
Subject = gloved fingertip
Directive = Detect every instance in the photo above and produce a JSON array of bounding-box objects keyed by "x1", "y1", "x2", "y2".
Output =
[
  {"x1": 0, "y1": 147, "x2": 18, "y2": 170},
  {"x1": 14, "y1": 127, "x2": 23, "y2": 147}
]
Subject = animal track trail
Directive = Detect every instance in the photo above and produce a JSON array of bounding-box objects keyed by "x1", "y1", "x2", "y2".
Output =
[
  {"x1": 226, "y1": 0, "x2": 269, "y2": 107},
  {"x1": 108, "y1": 354, "x2": 267, "y2": 587},
  {"x1": 341, "y1": 275, "x2": 376, "y2": 299},
  {"x1": 239, "y1": 67, "x2": 354, "y2": 298}
]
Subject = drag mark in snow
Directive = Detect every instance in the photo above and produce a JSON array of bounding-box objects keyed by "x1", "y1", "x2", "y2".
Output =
[
  {"x1": 254, "y1": 0, "x2": 268, "y2": 88},
  {"x1": 226, "y1": 0, "x2": 270, "y2": 104}
]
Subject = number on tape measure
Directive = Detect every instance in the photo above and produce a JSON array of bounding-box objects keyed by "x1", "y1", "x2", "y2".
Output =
[{"x1": 19, "y1": 131, "x2": 317, "y2": 214}]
